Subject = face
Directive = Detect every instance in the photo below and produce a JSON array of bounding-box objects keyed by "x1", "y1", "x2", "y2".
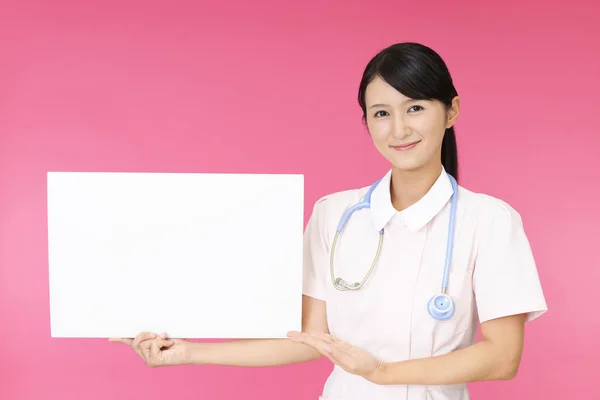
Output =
[{"x1": 364, "y1": 76, "x2": 460, "y2": 173}]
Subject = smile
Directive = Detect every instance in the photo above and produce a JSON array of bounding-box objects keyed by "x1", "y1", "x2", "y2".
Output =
[{"x1": 391, "y1": 140, "x2": 421, "y2": 151}]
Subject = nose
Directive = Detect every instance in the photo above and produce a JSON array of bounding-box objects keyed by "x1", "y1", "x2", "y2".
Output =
[{"x1": 391, "y1": 115, "x2": 410, "y2": 139}]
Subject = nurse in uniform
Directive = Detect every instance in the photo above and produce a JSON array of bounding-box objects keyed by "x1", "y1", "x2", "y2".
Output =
[{"x1": 111, "y1": 42, "x2": 547, "y2": 400}]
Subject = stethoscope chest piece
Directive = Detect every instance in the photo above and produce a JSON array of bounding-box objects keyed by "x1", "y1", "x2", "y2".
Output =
[{"x1": 428, "y1": 293, "x2": 455, "y2": 320}]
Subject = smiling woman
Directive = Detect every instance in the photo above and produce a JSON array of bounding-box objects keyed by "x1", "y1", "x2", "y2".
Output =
[
  {"x1": 110, "y1": 42, "x2": 547, "y2": 400},
  {"x1": 357, "y1": 43, "x2": 461, "y2": 212}
]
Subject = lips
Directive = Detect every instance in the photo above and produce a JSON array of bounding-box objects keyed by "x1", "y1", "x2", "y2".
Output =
[{"x1": 391, "y1": 140, "x2": 421, "y2": 151}]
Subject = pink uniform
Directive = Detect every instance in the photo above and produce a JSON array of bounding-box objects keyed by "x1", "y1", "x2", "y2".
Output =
[{"x1": 302, "y1": 167, "x2": 547, "y2": 400}]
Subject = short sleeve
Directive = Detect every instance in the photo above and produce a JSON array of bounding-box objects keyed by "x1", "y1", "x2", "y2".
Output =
[
  {"x1": 473, "y1": 202, "x2": 547, "y2": 324},
  {"x1": 302, "y1": 197, "x2": 330, "y2": 301}
]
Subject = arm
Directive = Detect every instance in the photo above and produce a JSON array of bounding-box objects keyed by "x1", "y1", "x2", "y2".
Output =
[
  {"x1": 184, "y1": 295, "x2": 329, "y2": 367},
  {"x1": 372, "y1": 314, "x2": 526, "y2": 385}
]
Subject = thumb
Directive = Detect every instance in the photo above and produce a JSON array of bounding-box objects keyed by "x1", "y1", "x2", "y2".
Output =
[{"x1": 159, "y1": 335, "x2": 185, "y2": 346}]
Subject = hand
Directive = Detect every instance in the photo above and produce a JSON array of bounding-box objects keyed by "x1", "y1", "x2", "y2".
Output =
[
  {"x1": 109, "y1": 332, "x2": 190, "y2": 368},
  {"x1": 287, "y1": 331, "x2": 383, "y2": 382}
]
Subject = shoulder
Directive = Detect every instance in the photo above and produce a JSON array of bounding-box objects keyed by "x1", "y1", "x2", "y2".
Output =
[
  {"x1": 307, "y1": 185, "x2": 370, "y2": 225},
  {"x1": 459, "y1": 185, "x2": 522, "y2": 218},
  {"x1": 457, "y1": 185, "x2": 525, "y2": 236},
  {"x1": 313, "y1": 185, "x2": 368, "y2": 209},
  {"x1": 304, "y1": 186, "x2": 368, "y2": 245}
]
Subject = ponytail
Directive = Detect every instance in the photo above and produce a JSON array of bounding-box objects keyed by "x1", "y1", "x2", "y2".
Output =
[{"x1": 441, "y1": 127, "x2": 458, "y2": 182}]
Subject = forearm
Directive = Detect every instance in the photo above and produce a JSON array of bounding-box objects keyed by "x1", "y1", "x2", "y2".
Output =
[
  {"x1": 372, "y1": 340, "x2": 519, "y2": 386},
  {"x1": 184, "y1": 338, "x2": 321, "y2": 367}
]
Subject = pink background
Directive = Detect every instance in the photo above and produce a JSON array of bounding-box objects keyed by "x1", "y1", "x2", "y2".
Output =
[{"x1": 1, "y1": 0, "x2": 598, "y2": 398}]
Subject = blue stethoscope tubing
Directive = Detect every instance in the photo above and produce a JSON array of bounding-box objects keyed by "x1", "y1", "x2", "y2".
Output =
[{"x1": 329, "y1": 173, "x2": 459, "y2": 321}]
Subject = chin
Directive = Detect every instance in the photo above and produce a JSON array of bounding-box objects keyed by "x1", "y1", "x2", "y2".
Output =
[{"x1": 388, "y1": 156, "x2": 425, "y2": 172}]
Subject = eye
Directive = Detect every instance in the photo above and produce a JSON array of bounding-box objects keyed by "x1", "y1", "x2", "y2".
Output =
[
  {"x1": 408, "y1": 105, "x2": 424, "y2": 113},
  {"x1": 373, "y1": 110, "x2": 389, "y2": 118}
]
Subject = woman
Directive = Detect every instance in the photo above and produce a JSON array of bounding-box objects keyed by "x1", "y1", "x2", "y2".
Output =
[{"x1": 110, "y1": 42, "x2": 547, "y2": 400}]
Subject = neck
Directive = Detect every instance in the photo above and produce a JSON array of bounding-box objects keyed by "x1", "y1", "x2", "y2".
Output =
[{"x1": 390, "y1": 163, "x2": 442, "y2": 211}]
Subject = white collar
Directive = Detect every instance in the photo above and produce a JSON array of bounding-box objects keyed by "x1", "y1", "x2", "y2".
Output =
[{"x1": 370, "y1": 167, "x2": 454, "y2": 232}]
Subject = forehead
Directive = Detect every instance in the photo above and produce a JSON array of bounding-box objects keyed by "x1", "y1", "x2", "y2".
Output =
[{"x1": 365, "y1": 76, "x2": 412, "y2": 105}]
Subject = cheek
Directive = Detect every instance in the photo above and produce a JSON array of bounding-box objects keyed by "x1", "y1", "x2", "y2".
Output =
[
  {"x1": 367, "y1": 121, "x2": 390, "y2": 143},
  {"x1": 415, "y1": 119, "x2": 445, "y2": 145},
  {"x1": 413, "y1": 118, "x2": 433, "y2": 135}
]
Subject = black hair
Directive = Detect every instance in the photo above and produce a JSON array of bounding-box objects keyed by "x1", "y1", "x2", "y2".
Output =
[{"x1": 357, "y1": 42, "x2": 459, "y2": 182}]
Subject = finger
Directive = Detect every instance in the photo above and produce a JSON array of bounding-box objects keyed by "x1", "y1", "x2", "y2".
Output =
[
  {"x1": 332, "y1": 340, "x2": 353, "y2": 353},
  {"x1": 134, "y1": 333, "x2": 157, "y2": 361},
  {"x1": 287, "y1": 331, "x2": 330, "y2": 348},
  {"x1": 132, "y1": 332, "x2": 157, "y2": 350},
  {"x1": 323, "y1": 346, "x2": 358, "y2": 373},
  {"x1": 108, "y1": 338, "x2": 133, "y2": 345},
  {"x1": 151, "y1": 339, "x2": 173, "y2": 358},
  {"x1": 329, "y1": 345, "x2": 353, "y2": 363},
  {"x1": 150, "y1": 341, "x2": 161, "y2": 361},
  {"x1": 287, "y1": 332, "x2": 322, "y2": 348},
  {"x1": 309, "y1": 332, "x2": 334, "y2": 344},
  {"x1": 315, "y1": 344, "x2": 344, "y2": 367},
  {"x1": 139, "y1": 340, "x2": 154, "y2": 363},
  {"x1": 321, "y1": 335, "x2": 352, "y2": 353},
  {"x1": 286, "y1": 331, "x2": 307, "y2": 343},
  {"x1": 329, "y1": 336, "x2": 351, "y2": 350},
  {"x1": 303, "y1": 335, "x2": 334, "y2": 355},
  {"x1": 291, "y1": 336, "x2": 324, "y2": 356}
]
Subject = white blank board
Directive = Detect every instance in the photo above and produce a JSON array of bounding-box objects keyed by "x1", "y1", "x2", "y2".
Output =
[{"x1": 47, "y1": 172, "x2": 304, "y2": 339}]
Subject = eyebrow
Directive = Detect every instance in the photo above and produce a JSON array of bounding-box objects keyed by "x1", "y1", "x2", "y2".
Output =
[
  {"x1": 368, "y1": 103, "x2": 389, "y2": 109},
  {"x1": 368, "y1": 99, "x2": 429, "y2": 109}
]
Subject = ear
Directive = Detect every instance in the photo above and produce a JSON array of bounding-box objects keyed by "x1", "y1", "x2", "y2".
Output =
[{"x1": 445, "y1": 96, "x2": 460, "y2": 128}]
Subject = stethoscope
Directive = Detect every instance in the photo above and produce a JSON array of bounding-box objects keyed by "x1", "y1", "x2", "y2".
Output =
[{"x1": 329, "y1": 173, "x2": 458, "y2": 321}]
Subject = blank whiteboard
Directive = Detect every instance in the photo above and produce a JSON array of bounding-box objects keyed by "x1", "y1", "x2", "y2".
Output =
[{"x1": 47, "y1": 172, "x2": 304, "y2": 339}]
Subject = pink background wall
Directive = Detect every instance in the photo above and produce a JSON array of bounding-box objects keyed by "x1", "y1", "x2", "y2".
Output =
[{"x1": 1, "y1": 0, "x2": 599, "y2": 398}]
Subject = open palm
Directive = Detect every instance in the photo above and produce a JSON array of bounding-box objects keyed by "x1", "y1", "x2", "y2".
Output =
[{"x1": 287, "y1": 331, "x2": 382, "y2": 380}]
